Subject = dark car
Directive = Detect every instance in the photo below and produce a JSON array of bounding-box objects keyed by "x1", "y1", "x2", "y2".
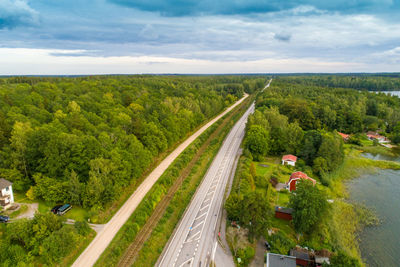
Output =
[
  {"x1": 0, "y1": 215, "x2": 9, "y2": 223},
  {"x1": 265, "y1": 241, "x2": 271, "y2": 251},
  {"x1": 51, "y1": 205, "x2": 63, "y2": 214},
  {"x1": 57, "y1": 204, "x2": 71, "y2": 215}
]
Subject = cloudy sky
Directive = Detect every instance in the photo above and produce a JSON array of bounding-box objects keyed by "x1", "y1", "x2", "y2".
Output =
[{"x1": 1, "y1": 0, "x2": 400, "y2": 74}]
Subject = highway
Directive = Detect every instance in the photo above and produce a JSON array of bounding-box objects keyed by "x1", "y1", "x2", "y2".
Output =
[
  {"x1": 158, "y1": 101, "x2": 255, "y2": 267},
  {"x1": 71, "y1": 94, "x2": 248, "y2": 267},
  {"x1": 262, "y1": 79, "x2": 272, "y2": 92}
]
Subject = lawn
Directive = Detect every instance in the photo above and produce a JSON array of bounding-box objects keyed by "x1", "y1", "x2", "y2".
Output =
[
  {"x1": 65, "y1": 206, "x2": 89, "y2": 221},
  {"x1": 276, "y1": 191, "x2": 290, "y2": 206},
  {"x1": 13, "y1": 191, "x2": 35, "y2": 203},
  {"x1": 270, "y1": 217, "x2": 296, "y2": 241},
  {"x1": 255, "y1": 163, "x2": 272, "y2": 176}
]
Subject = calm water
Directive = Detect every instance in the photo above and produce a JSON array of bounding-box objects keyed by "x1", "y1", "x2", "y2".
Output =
[
  {"x1": 347, "y1": 164, "x2": 400, "y2": 266},
  {"x1": 362, "y1": 152, "x2": 400, "y2": 162},
  {"x1": 380, "y1": 91, "x2": 400, "y2": 97}
]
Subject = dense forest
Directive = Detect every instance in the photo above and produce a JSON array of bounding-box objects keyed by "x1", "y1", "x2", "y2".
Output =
[
  {"x1": 278, "y1": 75, "x2": 400, "y2": 91},
  {"x1": 0, "y1": 75, "x2": 264, "y2": 211},
  {"x1": 258, "y1": 78, "x2": 400, "y2": 142},
  {"x1": 225, "y1": 77, "x2": 400, "y2": 265}
]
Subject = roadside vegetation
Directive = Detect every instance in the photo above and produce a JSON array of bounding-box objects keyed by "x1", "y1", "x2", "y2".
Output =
[{"x1": 225, "y1": 77, "x2": 400, "y2": 266}]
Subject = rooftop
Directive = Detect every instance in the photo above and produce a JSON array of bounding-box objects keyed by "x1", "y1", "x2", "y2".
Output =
[
  {"x1": 282, "y1": 154, "x2": 297, "y2": 162},
  {"x1": 275, "y1": 206, "x2": 293, "y2": 214},
  {"x1": 0, "y1": 178, "x2": 12, "y2": 190},
  {"x1": 289, "y1": 171, "x2": 316, "y2": 185},
  {"x1": 290, "y1": 249, "x2": 310, "y2": 261},
  {"x1": 266, "y1": 253, "x2": 296, "y2": 267},
  {"x1": 338, "y1": 132, "x2": 349, "y2": 139}
]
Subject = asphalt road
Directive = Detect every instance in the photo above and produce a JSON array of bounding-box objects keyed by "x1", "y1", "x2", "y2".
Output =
[
  {"x1": 157, "y1": 102, "x2": 255, "y2": 267},
  {"x1": 71, "y1": 94, "x2": 248, "y2": 267}
]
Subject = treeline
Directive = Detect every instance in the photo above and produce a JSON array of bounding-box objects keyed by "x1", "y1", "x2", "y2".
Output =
[
  {"x1": 0, "y1": 213, "x2": 92, "y2": 266},
  {"x1": 0, "y1": 75, "x2": 266, "y2": 213},
  {"x1": 258, "y1": 79, "x2": 400, "y2": 142},
  {"x1": 278, "y1": 75, "x2": 400, "y2": 91}
]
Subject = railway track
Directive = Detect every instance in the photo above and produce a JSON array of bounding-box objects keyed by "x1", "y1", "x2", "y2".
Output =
[{"x1": 116, "y1": 98, "x2": 249, "y2": 267}]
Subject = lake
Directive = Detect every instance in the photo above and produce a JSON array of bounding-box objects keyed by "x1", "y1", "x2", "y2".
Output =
[
  {"x1": 362, "y1": 152, "x2": 400, "y2": 162},
  {"x1": 379, "y1": 91, "x2": 400, "y2": 97},
  {"x1": 347, "y1": 154, "x2": 400, "y2": 266}
]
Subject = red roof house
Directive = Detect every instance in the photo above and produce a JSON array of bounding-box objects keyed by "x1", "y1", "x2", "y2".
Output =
[
  {"x1": 282, "y1": 154, "x2": 297, "y2": 166},
  {"x1": 338, "y1": 132, "x2": 349, "y2": 141},
  {"x1": 287, "y1": 171, "x2": 316, "y2": 192}
]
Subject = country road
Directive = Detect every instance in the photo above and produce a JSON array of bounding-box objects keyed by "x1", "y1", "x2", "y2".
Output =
[
  {"x1": 157, "y1": 102, "x2": 255, "y2": 267},
  {"x1": 71, "y1": 93, "x2": 249, "y2": 267},
  {"x1": 157, "y1": 80, "x2": 271, "y2": 267}
]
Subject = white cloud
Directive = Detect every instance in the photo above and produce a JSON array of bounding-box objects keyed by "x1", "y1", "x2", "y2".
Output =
[{"x1": 0, "y1": 47, "x2": 375, "y2": 75}]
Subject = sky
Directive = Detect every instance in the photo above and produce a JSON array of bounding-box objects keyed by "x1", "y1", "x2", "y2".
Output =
[{"x1": 0, "y1": 0, "x2": 400, "y2": 74}]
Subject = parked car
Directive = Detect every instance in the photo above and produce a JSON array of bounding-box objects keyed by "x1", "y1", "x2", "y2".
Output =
[
  {"x1": 265, "y1": 241, "x2": 271, "y2": 251},
  {"x1": 0, "y1": 215, "x2": 9, "y2": 223},
  {"x1": 51, "y1": 205, "x2": 63, "y2": 214},
  {"x1": 57, "y1": 204, "x2": 71, "y2": 215}
]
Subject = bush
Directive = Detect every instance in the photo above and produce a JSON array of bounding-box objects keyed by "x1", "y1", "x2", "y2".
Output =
[
  {"x1": 267, "y1": 231, "x2": 295, "y2": 255},
  {"x1": 74, "y1": 220, "x2": 91, "y2": 236},
  {"x1": 326, "y1": 250, "x2": 361, "y2": 267},
  {"x1": 236, "y1": 246, "x2": 255, "y2": 266}
]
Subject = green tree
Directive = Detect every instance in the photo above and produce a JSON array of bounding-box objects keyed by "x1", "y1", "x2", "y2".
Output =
[
  {"x1": 316, "y1": 132, "x2": 344, "y2": 173},
  {"x1": 300, "y1": 130, "x2": 322, "y2": 166},
  {"x1": 289, "y1": 180, "x2": 328, "y2": 234},
  {"x1": 10, "y1": 121, "x2": 33, "y2": 178},
  {"x1": 68, "y1": 170, "x2": 82, "y2": 205},
  {"x1": 239, "y1": 191, "x2": 271, "y2": 238},
  {"x1": 244, "y1": 125, "x2": 269, "y2": 161}
]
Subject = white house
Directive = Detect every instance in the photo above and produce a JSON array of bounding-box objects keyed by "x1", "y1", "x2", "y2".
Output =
[
  {"x1": 282, "y1": 154, "x2": 297, "y2": 166},
  {"x1": 0, "y1": 178, "x2": 14, "y2": 209}
]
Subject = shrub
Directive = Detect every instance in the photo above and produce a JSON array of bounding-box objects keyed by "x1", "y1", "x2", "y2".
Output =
[{"x1": 267, "y1": 231, "x2": 295, "y2": 255}]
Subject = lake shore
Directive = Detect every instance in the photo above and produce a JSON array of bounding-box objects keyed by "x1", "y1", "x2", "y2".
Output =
[{"x1": 340, "y1": 147, "x2": 400, "y2": 266}]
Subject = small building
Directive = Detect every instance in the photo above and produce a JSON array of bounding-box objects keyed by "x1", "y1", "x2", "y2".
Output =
[
  {"x1": 266, "y1": 253, "x2": 296, "y2": 267},
  {"x1": 338, "y1": 132, "x2": 350, "y2": 141},
  {"x1": 0, "y1": 178, "x2": 14, "y2": 209},
  {"x1": 366, "y1": 131, "x2": 391, "y2": 143},
  {"x1": 290, "y1": 248, "x2": 312, "y2": 267},
  {"x1": 287, "y1": 171, "x2": 316, "y2": 192},
  {"x1": 275, "y1": 206, "x2": 293, "y2": 221},
  {"x1": 282, "y1": 154, "x2": 297, "y2": 166}
]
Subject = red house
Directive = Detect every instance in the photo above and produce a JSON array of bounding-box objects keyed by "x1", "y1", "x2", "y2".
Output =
[
  {"x1": 287, "y1": 171, "x2": 316, "y2": 192},
  {"x1": 338, "y1": 132, "x2": 349, "y2": 141},
  {"x1": 275, "y1": 206, "x2": 293, "y2": 220},
  {"x1": 282, "y1": 154, "x2": 297, "y2": 166}
]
